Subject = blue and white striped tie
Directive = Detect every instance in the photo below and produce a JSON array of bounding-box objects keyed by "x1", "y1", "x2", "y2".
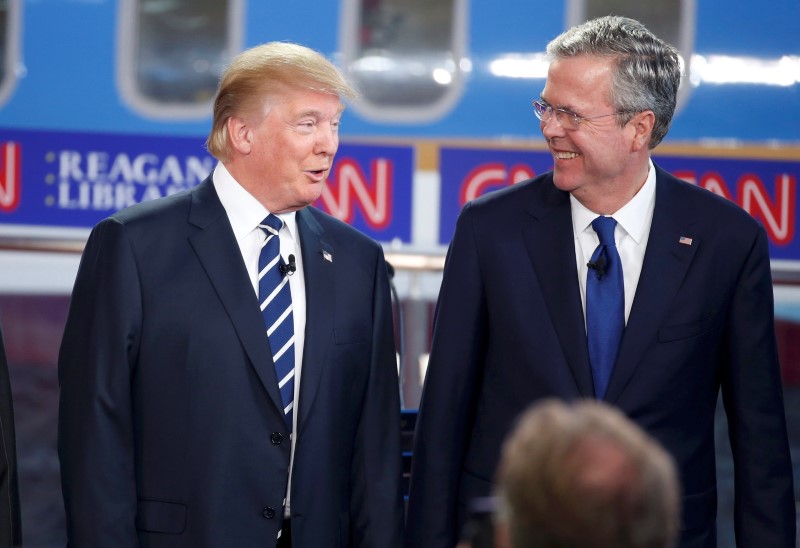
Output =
[{"x1": 258, "y1": 214, "x2": 295, "y2": 431}]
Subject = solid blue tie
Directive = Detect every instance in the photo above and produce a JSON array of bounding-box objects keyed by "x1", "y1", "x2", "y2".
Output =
[
  {"x1": 258, "y1": 214, "x2": 295, "y2": 431},
  {"x1": 586, "y1": 216, "x2": 624, "y2": 399}
]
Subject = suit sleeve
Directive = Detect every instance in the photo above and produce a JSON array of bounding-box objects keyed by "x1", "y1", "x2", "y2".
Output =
[
  {"x1": 0, "y1": 326, "x2": 21, "y2": 547},
  {"x1": 349, "y1": 247, "x2": 405, "y2": 547},
  {"x1": 58, "y1": 218, "x2": 141, "y2": 547},
  {"x1": 406, "y1": 202, "x2": 488, "y2": 548},
  {"x1": 720, "y1": 224, "x2": 796, "y2": 547}
]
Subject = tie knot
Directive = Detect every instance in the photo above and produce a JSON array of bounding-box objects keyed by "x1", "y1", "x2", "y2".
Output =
[
  {"x1": 259, "y1": 214, "x2": 283, "y2": 236},
  {"x1": 591, "y1": 216, "x2": 617, "y2": 246}
]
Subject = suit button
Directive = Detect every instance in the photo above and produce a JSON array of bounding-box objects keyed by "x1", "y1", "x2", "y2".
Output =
[
  {"x1": 270, "y1": 432, "x2": 284, "y2": 445},
  {"x1": 262, "y1": 506, "x2": 276, "y2": 519}
]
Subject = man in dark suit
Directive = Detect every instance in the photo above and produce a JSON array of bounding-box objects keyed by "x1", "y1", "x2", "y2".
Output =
[
  {"x1": 59, "y1": 42, "x2": 404, "y2": 547},
  {"x1": 407, "y1": 16, "x2": 794, "y2": 548},
  {"x1": 0, "y1": 325, "x2": 21, "y2": 547}
]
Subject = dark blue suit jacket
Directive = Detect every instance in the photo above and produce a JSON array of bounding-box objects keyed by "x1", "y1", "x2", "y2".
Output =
[
  {"x1": 0, "y1": 326, "x2": 21, "y2": 547},
  {"x1": 58, "y1": 176, "x2": 404, "y2": 547},
  {"x1": 406, "y1": 165, "x2": 795, "y2": 548}
]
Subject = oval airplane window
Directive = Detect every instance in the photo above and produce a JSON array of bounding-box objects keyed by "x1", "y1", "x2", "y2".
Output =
[
  {"x1": 566, "y1": 0, "x2": 695, "y2": 113},
  {"x1": 117, "y1": 0, "x2": 243, "y2": 120},
  {"x1": 0, "y1": 0, "x2": 21, "y2": 107},
  {"x1": 340, "y1": 0, "x2": 468, "y2": 123}
]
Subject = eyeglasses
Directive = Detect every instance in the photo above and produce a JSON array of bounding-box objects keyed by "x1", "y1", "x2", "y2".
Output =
[{"x1": 532, "y1": 100, "x2": 627, "y2": 130}]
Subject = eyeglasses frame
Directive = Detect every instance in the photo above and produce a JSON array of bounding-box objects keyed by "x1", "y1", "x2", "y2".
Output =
[{"x1": 532, "y1": 99, "x2": 629, "y2": 130}]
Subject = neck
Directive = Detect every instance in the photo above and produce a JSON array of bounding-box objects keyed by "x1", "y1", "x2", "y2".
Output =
[{"x1": 573, "y1": 162, "x2": 650, "y2": 215}]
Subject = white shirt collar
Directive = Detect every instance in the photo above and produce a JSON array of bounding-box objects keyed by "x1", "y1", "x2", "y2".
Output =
[
  {"x1": 212, "y1": 162, "x2": 298, "y2": 242},
  {"x1": 570, "y1": 158, "x2": 656, "y2": 243}
]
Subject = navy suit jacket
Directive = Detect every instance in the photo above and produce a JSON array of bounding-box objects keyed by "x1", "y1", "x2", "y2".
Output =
[
  {"x1": 58, "y1": 176, "x2": 404, "y2": 547},
  {"x1": 406, "y1": 165, "x2": 795, "y2": 548},
  {"x1": 0, "y1": 326, "x2": 21, "y2": 547}
]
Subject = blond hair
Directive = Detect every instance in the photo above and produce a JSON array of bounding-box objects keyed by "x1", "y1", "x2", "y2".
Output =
[{"x1": 206, "y1": 42, "x2": 357, "y2": 162}]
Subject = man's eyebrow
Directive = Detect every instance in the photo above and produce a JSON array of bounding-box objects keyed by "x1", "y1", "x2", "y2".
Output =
[
  {"x1": 541, "y1": 97, "x2": 580, "y2": 114},
  {"x1": 294, "y1": 109, "x2": 323, "y2": 119},
  {"x1": 293, "y1": 106, "x2": 345, "y2": 120}
]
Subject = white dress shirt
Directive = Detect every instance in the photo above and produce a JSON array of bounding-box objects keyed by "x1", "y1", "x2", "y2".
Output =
[
  {"x1": 572, "y1": 159, "x2": 657, "y2": 327},
  {"x1": 212, "y1": 162, "x2": 305, "y2": 515}
]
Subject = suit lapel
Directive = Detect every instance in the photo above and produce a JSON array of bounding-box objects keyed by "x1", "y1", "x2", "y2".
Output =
[
  {"x1": 186, "y1": 178, "x2": 286, "y2": 416},
  {"x1": 522, "y1": 179, "x2": 595, "y2": 397},
  {"x1": 295, "y1": 207, "x2": 335, "y2": 432},
  {"x1": 605, "y1": 170, "x2": 699, "y2": 403}
]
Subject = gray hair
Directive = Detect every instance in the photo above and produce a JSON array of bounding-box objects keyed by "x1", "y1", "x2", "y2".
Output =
[
  {"x1": 547, "y1": 16, "x2": 681, "y2": 148},
  {"x1": 206, "y1": 42, "x2": 357, "y2": 162}
]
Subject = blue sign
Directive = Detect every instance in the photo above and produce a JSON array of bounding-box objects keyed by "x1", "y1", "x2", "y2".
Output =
[
  {"x1": 439, "y1": 147, "x2": 553, "y2": 244},
  {"x1": 438, "y1": 146, "x2": 800, "y2": 262},
  {"x1": 318, "y1": 143, "x2": 413, "y2": 244},
  {"x1": 0, "y1": 129, "x2": 414, "y2": 244}
]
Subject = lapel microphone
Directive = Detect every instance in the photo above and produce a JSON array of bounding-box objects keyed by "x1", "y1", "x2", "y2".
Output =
[
  {"x1": 587, "y1": 256, "x2": 606, "y2": 277},
  {"x1": 279, "y1": 254, "x2": 297, "y2": 276}
]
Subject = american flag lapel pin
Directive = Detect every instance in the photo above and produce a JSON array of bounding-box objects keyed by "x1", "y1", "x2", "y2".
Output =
[
  {"x1": 322, "y1": 250, "x2": 333, "y2": 262},
  {"x1": 679, "y1": 236, "x2": 693, "y2": 246}
]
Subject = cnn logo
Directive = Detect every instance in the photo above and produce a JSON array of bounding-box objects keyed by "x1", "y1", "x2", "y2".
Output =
[{"x1": 0, "y1": 141, "x2": 20, "y2": 212}]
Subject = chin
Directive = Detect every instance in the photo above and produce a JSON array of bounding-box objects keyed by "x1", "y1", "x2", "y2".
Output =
[
  {"x1": 552, "y1": 172, "x2": 579, "y2": 193},
  {"x1": 300, "y1": 192, "x2": 324, "y2": 208}
]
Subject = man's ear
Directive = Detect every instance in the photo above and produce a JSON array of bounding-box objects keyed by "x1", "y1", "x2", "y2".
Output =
[
  {"x1": 630, "y1": 110, "x2": 655, "y2": 152},
  {"x1": 227, "y1": 116, "x2": 253, "y2": 155}
]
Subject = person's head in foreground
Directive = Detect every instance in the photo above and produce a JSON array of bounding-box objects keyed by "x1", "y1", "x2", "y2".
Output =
[{"x1": 495, "y1": 399, "x2": 680, "y2": 548}]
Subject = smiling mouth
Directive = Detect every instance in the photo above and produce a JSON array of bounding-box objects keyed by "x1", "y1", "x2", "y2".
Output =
[{"x1": 554, "y1": 151, "x2": 580, "y2": 160}]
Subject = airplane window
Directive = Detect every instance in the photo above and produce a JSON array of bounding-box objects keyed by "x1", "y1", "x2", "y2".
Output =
[
  {"x1": 0, "y1": 1, "x2": 6, "y2": 86},
  {"x1": 0, "y1": 0, "x2": 20, "y2": 106},
  {"x1": 118, "y1": 0, "x2": 242, "y2": 119},
  {"x1": 340, "y1": 0, "x2": 467, "y2": 123},
  {"x1": 566, "y1": 0, "x2": 695, "y2": 111}
]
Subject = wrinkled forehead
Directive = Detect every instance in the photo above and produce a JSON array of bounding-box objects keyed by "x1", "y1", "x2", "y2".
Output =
[{"x1": 542, "y1": 56, "x2": 616, "y2": 107}]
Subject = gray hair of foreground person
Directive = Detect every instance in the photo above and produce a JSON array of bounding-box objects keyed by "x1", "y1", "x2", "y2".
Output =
[{"x1": 495, "y1": 399, "x2": 680, "y2": 548}]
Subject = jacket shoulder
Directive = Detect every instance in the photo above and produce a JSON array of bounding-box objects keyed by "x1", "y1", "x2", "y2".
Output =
[
  {"x1": 468, "y1": 172, "x2": 556, "y2": 211},
  {"x1": 655, "y1": 164, "x2": 761, "y2": 230},
  {"x1": 303, "y1": 206, "x2": 384, "y2": 254}
]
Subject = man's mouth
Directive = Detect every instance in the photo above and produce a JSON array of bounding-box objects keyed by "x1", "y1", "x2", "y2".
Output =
[
  {"x1": 554, "y1": 151, "x2": 580, "y2": 160},
  {"x1": 307, "y1": 168, "x2": 328, "y2": 179}
]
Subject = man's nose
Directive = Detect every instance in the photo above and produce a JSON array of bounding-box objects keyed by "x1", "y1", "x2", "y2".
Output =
[
  {"x1": 315, "y1": 125, "x2": 338, "y2": 155},
  {"x1": 540, "y1": 112, "x2": 565, "y2": 138}
]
